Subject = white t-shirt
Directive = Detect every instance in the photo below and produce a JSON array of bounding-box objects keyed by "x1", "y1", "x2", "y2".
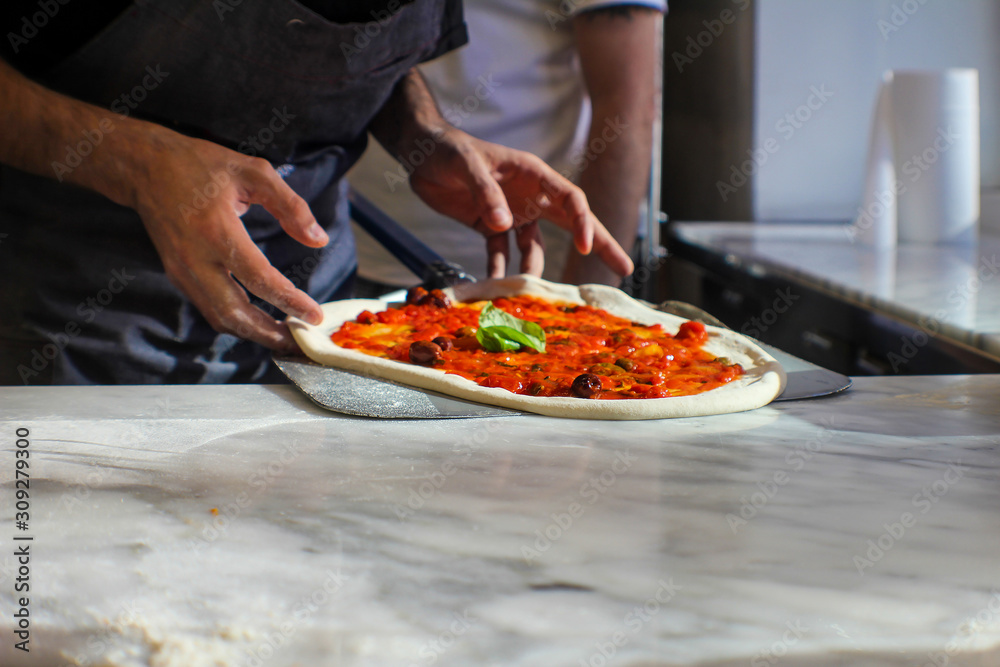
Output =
[{"x1": 349, "y1": 0, "x2": 667, "y2": 286}]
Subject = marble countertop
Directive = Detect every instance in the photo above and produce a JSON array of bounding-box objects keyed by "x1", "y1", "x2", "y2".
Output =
[
  {"x1": 670, "y1": 222, "x2": 1000, "y2": 360},
  {"x1": 2, "y1": 379, "x2": 1000, "y2": 666}
]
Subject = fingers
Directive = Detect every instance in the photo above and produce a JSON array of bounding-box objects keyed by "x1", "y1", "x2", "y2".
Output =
[
  {"x1": 514, "y1": 221, "x2": 545, "y2": 276},
  {"x1": 411, "y1": 133, "x2": 632, "y2": 279},
  {"x1": 522, "y1": 173, "x2": 634, "y2": 278},
  {"x1": 243, "y1": 158, "x2": 328, "y2": 248},
  {"x1": 214, "y1": 160, "x2": 325, "y2": 323},
  {"x1": 486, "y1": 232, "x2": 510, "y2": 279},
  {"x1": 166, "y1": 259, "x2": 301, "y2": 353},
  {"x1": 464, "y1": 151, "x2": 513, "y2": 232},
  {"x1": 559, "y1": 188, "x2": 596, "y2": 255},
  {"x1": 155, "y1": 201, "x2": 323, "y2": 349},
  {"x1": 135, "y1": 133, "x2": 329, "y2": 351},
  {"x1": 223, "y1": 229, "x2": 324, "y2": 325},
  {"x1": 561, "y1": 204, "x2": 633, "y2": 278},
  {"x1": 591, "y1": 221, "x2": 635, "y2": 277},
  {"x1": 484, "y1": 223, "x2": 545, "y2": 278}
]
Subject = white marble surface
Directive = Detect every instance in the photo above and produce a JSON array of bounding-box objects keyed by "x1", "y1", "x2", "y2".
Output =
[
  {"x1": 671, "y1": 222, "x2": 1000, "y2": 360},
  {"x1": 1, "y1": 380, "x2": 1000, "y2": 666}
]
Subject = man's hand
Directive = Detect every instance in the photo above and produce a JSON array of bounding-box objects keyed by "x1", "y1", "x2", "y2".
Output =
[
  {"x1": 369, "y1": 70, "x2": 634, "y2": 281},
  {"x1": 408, "y1": 128, "x2": 634, "y2": 279},
  {"x1": 129, "y1": 127, "x2": 328, "y2": 351},
  {"x1": 0, "y1": 59, "x2": 326, "y2": 352}
]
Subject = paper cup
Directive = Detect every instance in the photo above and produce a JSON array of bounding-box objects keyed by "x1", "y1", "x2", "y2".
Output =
[
  {"x1": 853, "y1": 72, "x2": 897, "y2": 248},
  {"x1": 891, "y1": 69, "x2": 980, "y2": 245}
]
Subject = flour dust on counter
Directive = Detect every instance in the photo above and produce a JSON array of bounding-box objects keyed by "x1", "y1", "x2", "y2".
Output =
[{"x1": 1, "y1": 380, "x2": 999, "y2": 665}]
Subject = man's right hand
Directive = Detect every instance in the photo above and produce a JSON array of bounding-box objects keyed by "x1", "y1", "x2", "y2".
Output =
[
  {"x1": 0, "y1": 59, "x2": 327, "y2": 352},
  {"x1": 128, "y1": 126, "x2": 328, "y2": 352}
]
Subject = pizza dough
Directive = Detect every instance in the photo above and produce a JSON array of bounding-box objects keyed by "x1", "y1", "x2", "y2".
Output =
[{"x1": 287, "y1": 275, "x2": 786, "y2": 420}]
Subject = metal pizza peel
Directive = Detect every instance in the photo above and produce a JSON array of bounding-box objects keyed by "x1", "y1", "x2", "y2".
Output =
[
  {"x1": 272, "y1": 355, "x2": 521, "y2": 418},
  {"x1": 273, "y1": 190, "x2": 850, "y2": 417},
  {"x1": 655, "y1": 301, "x2": 852, "y2": 402},
  {"x1": 273, "y1": 190, "x2": 518, "y2": 418}
]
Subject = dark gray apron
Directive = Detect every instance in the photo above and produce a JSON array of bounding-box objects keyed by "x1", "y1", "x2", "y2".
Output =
[{"x1": 0, "y1": 0, "x2": 444, "y2": 384}]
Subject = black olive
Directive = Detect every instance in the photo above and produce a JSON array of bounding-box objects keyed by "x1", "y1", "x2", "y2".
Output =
[
  {"x1": 418, "y1": 288, "x2": 452, "y2": 308},
  {"x1": 431, "y1": 289, "x2": 452, "y2": 307},
  {"x1": 571, "y1": 373, "x2": 602, "y2": 398},
  {"x1": 408, "y1": 340, "x2": 443, "y2": 365},
  {"x1": 615, "y1": 358, "x2": 637, "y2": 372},
  {"x1": 406, "y1": 286, "x2": 428, "y2": 305},
  {"x1": 432, "y1": 336, "x2": 454, "y2": 351}
]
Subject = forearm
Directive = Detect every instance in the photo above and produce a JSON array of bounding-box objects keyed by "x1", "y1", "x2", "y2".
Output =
[
  {"x1": 563, "y1": 6, "x2": 660, "y2": 285},
  {"x1": 564, "y1": 121, "x2": 653, "y2": 286},
  {"x1": 0, "y1": 59, "x2": 163, "y2": 210},
  {"x1": 576, "y1": 102, "x2": 654, "y2": 251},
  {"x1": 0, "y1": 59, "x2": 329, "y2": 348},
  {"x1": 368, "y1": 68, "x2": 450, "y2": 159}
]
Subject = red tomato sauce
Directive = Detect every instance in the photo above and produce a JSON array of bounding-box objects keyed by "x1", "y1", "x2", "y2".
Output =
[{"x1": 331, "y1": 295, "x2": 744, "y2": 399}]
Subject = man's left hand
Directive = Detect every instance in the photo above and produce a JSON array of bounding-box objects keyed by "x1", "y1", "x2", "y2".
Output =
[{"x1": 408, "y1": 128, "x2": 635, "y2": 279}]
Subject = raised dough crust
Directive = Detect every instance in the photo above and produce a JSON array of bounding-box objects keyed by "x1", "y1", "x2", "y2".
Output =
[{"x1": 287, "y1": 275, "x2": 786, "y2": 420}]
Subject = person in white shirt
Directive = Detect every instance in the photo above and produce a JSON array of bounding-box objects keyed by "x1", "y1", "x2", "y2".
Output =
[{"x1": 351, "y1": 0, "x2": 665, "y2": 292}]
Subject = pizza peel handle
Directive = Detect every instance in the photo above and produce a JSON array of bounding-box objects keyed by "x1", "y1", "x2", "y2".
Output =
[{"x1": 348, "y1": 187, "x2": 476, "y2": 290}]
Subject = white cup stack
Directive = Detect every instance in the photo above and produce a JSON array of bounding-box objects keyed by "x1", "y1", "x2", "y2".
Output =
[{"x1": 853, "y1": 68, "x2": 980, "y2": 247}]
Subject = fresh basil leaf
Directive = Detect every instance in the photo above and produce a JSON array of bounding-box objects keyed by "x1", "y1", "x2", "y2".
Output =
[
  {"x1": 485, "y1": 325, "x2": 544, "y2": 351},
  {"x1": 476, "y1": 302, "x2": 547, "y2": 352},
  {"x1": 476, "y1": 327, "x2": 523, "y2": 352}
]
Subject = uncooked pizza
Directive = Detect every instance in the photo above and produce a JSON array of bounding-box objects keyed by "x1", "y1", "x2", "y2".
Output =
[{"x1": 288, "y1": 276, "x2": 785, "y2": 419}]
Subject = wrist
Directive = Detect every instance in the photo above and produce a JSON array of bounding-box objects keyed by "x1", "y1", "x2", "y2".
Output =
[
  {"x1": 38, "y1": 88, "x2": 166, "y2": 212},
  {"x1": 401, "y1": 115, "x2": 451, "y2": 155},
  {"x1": 67, "y1": 114, "x2": 145, "y2": 210},
  {"x1": 370, "y1": 68, "x2": 451, "y2": 158}
]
